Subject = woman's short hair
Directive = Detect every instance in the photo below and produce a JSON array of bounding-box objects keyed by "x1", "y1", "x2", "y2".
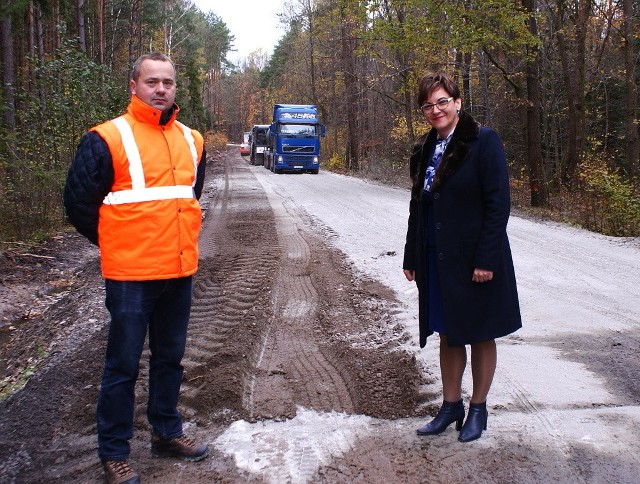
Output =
[{"x1": 417, "y1": 73, "x2": 460, "y2": 107}]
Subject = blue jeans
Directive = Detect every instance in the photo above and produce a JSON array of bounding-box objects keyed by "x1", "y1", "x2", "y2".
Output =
[{"x1": 97, "y1": 276, "x2": 193, "y2": 461}]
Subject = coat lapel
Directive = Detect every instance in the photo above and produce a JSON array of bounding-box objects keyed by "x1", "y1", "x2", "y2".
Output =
[{"x1": 410, "y1": 111, "x2": 480, "y2": 198}]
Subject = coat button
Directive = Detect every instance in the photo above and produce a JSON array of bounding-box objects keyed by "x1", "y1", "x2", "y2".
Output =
[
  {"x1": 435, "y1": 222, "x2": 442, "y2": 229},
  {"x1": 438, "y1": 253, "x2": 444, "y2": 260}
]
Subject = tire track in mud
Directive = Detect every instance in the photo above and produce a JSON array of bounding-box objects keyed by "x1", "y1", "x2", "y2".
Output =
[
  {"x1": 177, "y1": 154, "x2": 281, "y2": 421},
  {"x1": 192, "y1": 154, "x2": 420, "y2": 483},
  {"x1": 182, "y1": 151, "x2": 357, "y2": 421},
  {"x1": 177, "y1": 151, "x2": 420, "y2": 426},
  {"x1": 500, "y1": 371, "x2": 572, "y2": 457},
  {"x1": 245, "y1": 189, "x2": 356, "y2": 419}
]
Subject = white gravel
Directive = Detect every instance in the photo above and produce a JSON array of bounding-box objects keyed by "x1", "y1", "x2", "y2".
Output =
[{"x1": 216, "y1": 166, "x2": 640, "y2": 483}]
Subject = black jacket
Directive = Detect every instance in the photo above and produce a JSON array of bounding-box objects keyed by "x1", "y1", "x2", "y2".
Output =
[{"x1": 403, "y1": 111, "x2": 521, "y2": 347}]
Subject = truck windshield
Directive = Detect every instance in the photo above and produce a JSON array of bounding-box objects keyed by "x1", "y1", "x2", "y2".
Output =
[
  {"x1": 279, "y1": 124, "x2": 317, "y2": 136},
  {"x1": 255, "y1": 130, "x2": 268, "y2": 144}
]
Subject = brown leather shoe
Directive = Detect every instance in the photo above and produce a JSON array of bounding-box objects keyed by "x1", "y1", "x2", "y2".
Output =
[
  {"x1": 102, "y1": 460, "x2": 140, "y2": 484},
  {"x1": 151, "y1": 433, "x2": 209, "y2": 462}
]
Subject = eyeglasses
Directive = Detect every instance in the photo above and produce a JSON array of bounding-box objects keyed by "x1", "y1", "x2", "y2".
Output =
[{"x1": 420, "y1": 97, "x2": 454, "y2": 114}]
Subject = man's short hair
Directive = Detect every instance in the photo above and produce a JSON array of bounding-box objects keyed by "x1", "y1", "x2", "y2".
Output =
[{"x1": 131, "y1": 53, "x2": 175, "y2": 82}]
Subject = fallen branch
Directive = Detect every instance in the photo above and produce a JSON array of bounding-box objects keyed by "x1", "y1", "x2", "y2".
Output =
[{"x1": 10, "y1": 252, "x2": 55, "y2": 260}]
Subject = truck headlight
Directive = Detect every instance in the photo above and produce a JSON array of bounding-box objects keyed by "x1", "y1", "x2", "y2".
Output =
[
  {"x1": 313, "y1": 156, "x2": 319, "y2": 163},
  {"x1": 277, "y1": 155, "x2": 283, "y2": 162}
]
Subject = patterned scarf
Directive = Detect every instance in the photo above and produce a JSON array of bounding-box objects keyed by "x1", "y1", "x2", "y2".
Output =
[{"x1": 424, "y1": 133, "x2": 452, "y2": 192}]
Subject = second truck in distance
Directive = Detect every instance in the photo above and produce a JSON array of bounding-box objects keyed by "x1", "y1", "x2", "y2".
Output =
[{"x1": 249, "y1": 124, "x2": 270, "y2": 166}]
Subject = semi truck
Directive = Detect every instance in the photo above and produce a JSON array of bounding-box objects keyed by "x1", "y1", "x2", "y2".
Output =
[
  {"x1": 249, "y1": 124, "x2": 270, "y2": 166},
  {"x1": 263, "y1": 104, "x2": 325, "y2": 174}
]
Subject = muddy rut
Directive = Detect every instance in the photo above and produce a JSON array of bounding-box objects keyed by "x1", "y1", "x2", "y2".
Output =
[{"x1": 184, "y1": 151, "x2": 419, "y2": 423}]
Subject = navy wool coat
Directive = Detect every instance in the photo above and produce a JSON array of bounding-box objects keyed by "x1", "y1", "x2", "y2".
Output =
[{"x1": 403, "y1": 111, "x2": 522, "y2": 347}]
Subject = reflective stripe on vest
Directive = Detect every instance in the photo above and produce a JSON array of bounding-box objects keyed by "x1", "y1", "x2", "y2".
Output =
[
  {"x1": 175, "y1": 120, "x2": 199, "y2": 173},
  {"x1": 103, "y1": 116, "x2": 198, "y2": 206},
  {"x1": 104, "y1": 185, "x2": 195, "y2": 205}
]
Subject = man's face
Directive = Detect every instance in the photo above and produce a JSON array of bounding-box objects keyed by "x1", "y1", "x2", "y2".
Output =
[{"x1": 130, "y1": 59, "x2": 176, "y2": 112}]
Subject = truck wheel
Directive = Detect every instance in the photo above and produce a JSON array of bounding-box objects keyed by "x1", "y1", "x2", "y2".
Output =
[{"x1": 310, "y1": 169, "x2": 319, "y2": 174}]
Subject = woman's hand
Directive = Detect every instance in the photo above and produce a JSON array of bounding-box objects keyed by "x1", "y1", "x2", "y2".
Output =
[
  {"x1": 472, "y1": 268, "x2": 493, "y2": 283},
  {"x1": 403, "y1": 269, "x2": 415, "y2": 281}
]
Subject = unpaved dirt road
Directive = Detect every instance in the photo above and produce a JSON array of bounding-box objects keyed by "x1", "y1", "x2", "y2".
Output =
[{"x1": 1, "y1": 146, "x2": 639, "y2": 483}]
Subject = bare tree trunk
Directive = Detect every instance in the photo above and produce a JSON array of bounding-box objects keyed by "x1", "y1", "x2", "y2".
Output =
[
  {"x1": 77, "y1": 0, "x2": 86, "y2": 51},
  {"x1": 0, "y1": 0, "x2": 18, "y2": 195},
  {"x1": 523, "y1": 0, "x2": 548, "y2": 207},
  {"x1": 305, "y1": 0, "x2": 317, "y2": 105},
  {"x1": 53, "y1": 0, "x2": 61, "y2": 51},
  {"x1": 26, "y1": 2, "x2": 45, "y2": 108},
  {"x1": 1, "y1": 2, "x2": 15, "y2": 128},
  {"x1": 478, "y1": 50, "x2": 490, "y2": 124},
  {"x1": 164, "y1": 0, "x2": 168, "y2": 52},
  {"x1": 97, "y1": 0, "x2": 105, "y2": 63},
  {"x1": 340, "y1": 2, "x2": 359, "y2": 171},
  {"x1": 623, "y1": 0, "x2": 639, "y2": 178},
  {"x1": 27, "y1": 2, "x2": 35, "y2": 87},
  {"x1": 108, "y1": 3, "x2": 126, "y2": 69},
  {"x1": 129, "y1": 0, "x2": 141, "y2": 70},
  {"x1": 205, "y1": 68, "x2": 222, "y2": 131},
  {"x1": 556, "y1": 34, "x2": 578, "y2": 185},
  {"x1": 36, "y1": 2, "x2": 44, "y2": 66},
  {"x1": 394, "y1": 5, "x2": 415, "y2": 145},
  {"x1": 137, "y1": 0, "x2": 143, "y2": 59},
  {"x1": 555, "y1": 0, "x2": 591, "y2": 186},
  {"x1": 457, "y1": 51, "x2": 472, "y2": 112}
]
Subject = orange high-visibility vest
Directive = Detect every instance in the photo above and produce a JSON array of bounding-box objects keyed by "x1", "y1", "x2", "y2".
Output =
[{"x1": 92, "y1": 95, "x2": 204, "y2": 281}]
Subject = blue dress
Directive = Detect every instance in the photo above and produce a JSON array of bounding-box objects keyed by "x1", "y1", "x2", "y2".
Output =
[
  {"x1": 422, "y1": 190, "x2": 446, "y2": 334},
  {"x1": 422, "y1": 135, "x2": 450, "y2": 334}
]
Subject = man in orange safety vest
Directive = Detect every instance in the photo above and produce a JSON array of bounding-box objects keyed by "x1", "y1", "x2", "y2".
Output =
[{"x1": 64, "y1": 52, "x2": 208, "y2": 484}]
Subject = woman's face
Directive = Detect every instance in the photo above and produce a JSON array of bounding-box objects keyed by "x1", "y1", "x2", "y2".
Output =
[{"x1": 421, "y1": 86, "x2": 462, "y2": 138}]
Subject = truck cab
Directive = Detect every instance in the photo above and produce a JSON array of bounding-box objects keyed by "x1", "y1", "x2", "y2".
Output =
[
  {"x1": 249, "y1": 124, "x2": 270, "y2": 166},
  {"x1": 263, "y1": 104, "x2": 326, "y2": 174}
]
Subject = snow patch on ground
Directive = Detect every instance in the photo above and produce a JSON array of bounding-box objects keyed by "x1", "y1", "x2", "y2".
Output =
[{"x1": 214, "y1": 406, "x2": 373, "y2": 483}]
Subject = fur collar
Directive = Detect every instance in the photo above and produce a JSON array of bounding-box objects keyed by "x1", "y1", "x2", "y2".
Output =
[{"x1": 410, "y1": 110, "x2": 480, "y2": 200}]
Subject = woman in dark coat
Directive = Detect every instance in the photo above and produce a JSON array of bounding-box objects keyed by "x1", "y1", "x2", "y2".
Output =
[{"x1": 403, "y1": 73, "x2": 521, "y2": 442}]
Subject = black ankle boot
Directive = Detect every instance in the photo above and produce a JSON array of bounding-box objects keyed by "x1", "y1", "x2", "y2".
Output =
[
  {"x1": 458, "y1": 401, "x2": 488, "y2": 442},
  {"x1": 416, "y1": 399, "x2": 465, "y2": 436}
]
